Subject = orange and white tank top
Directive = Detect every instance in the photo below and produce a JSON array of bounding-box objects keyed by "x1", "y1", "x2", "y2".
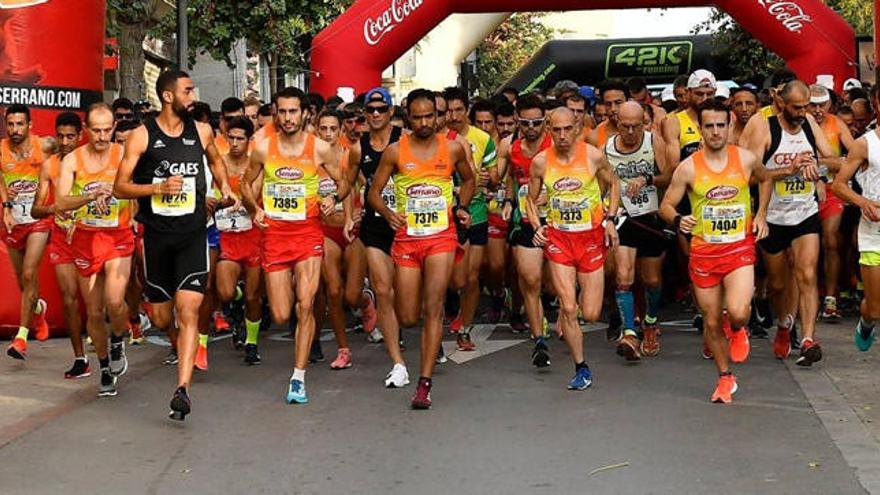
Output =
[
  {"x1": 261, "y1": 133, "x2": 319, "y2": 225},
  {"x1": 1, "y1": 136, "x2": 44, "y2": 225},
  {"x1": 73, "y1": 144, "x2": 131, "y2": 230},
  {"x1": 689, "y1": 145, "x2": 753, "y2": 255},
  {"x1": 544, "y1": 142, "x2": 603, "y2": 233},
  {"x1": 393, "y1": 134, "x2": 455, "y2": 240}
]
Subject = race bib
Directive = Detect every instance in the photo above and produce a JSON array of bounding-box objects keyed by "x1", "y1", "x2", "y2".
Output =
[
  {"x1": 375, "y1": 178, "x2": 396, "y2": 217},
  {"x1": 318, "y1": 178, "x2": 344, "y2": 213},
  {"x1": 517, "y1": 184, "x2": 548, "y2": 219},
  {"x1": 11, "y1": 191, "x2": 35, "y2": 225},
  {"x1": 81, "y1": 197, "x2": 120, "y2": 228},
  {"x1": 701, "y1": 204, "x2": 746, "y2": 244},
  {"x1": 264, "y1": 183, "x2": 306, "y2": 221},
  {"x1": 151, "y1": 177, "x2": 196, "y2": 217},
  {"x1": 214, "y1": 206, "x2": 252, "y2": 232},
  {"x1": 775, "y1": 176, "x2": 814, "y2": 202},
  {"x1": 406, "y1": 196, "x2": 448, "y2": 237},
  {"x1": 489, "y1": 186, "x2": 506, "y2": 214},
  {"x1": 550, "y1": 197, "x2": 592, "y2": 232},
  {"x1": 622, "y1": 185, "x2": 658, "y2": 216}
]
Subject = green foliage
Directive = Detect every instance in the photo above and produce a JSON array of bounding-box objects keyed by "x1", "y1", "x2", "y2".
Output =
[{"x1": 476, "y1": 13, "x2": 558, "y2": 96}]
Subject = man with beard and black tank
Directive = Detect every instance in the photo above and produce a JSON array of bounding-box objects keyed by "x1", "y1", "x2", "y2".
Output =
[
  {"x1": 114, "y1": 70, "x2": 237, "y2": 420},
  {"x1": 607, "y1": 102, "x2": 672, "y2": 360},
  {"x1": 345, "y1": 87, "x2": 409, "y2": 388},
  {"x1": 740, "y1": 79, "x2": 841, "y2": 367}
]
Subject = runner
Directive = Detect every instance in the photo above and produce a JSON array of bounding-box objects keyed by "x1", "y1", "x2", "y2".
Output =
[
  {"x1": 730, "y1": 87, "x2": 759, "y2": 145},
  {"x1": 626, "y1": 77, "x2": 667, "y2": 129},
  {"x1": 240, "y1": 86, "x2": 344, "y2": 405},
  {"x1": 660, "y1": 98, "x2": 770, "y2": 403},
  {"x1": 586, "y1": 80, "x2": 629, "y2": 149},
  {"x1": 213, "y1": 116, "x2": 264, "y2": 365},
  {"x1": 470, "y1": 99, "x2": 498, "y2": 142},
  {"x1": 495, "y1": 102, "x2": 517, "y2": 141},
  {"x1": 114, "y1": 70, "x2": 237, "y2": 420},
  {"x1": 526, "y1": 107, "x2": 619, "y2": 390},
  {"x1": 31, "y1": 112, "x2": 86, "y2": 376},
  {"x1": 55, "y1": 103, "x2": 135, "y2": 397},
  {"x1": 346, "y1": 87, "x2": 409, "y2": 387},
  {"x1": 214, "y1": 97, "x2": 246, "y2": 155},
  {"x1": 244, "y1": 96, "x2": 261, "y2": 130},
  {"x1": 565, "y1": 93, "x2": 596, "y2": 141},
  {"x1": 740, "y1": 79, "x2": 840, "y2": 366},
  {"x1": 661, "y1": 69, "x2": 717, "y2": 168},
  {"x1": 367, "y1": 88, "x2": 475, "y2": 409},
  {"x1": 606, "y1": 102, "x2": 671, "y2": 359},
  {"x1": 2, "y1": 104, "x2": 54, "y2": 360}
]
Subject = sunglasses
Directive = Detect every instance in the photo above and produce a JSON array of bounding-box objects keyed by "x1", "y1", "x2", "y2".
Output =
[
  {"x1": 366, "y1": 105, "x2": 390, "y2": 115},
  {"x1": 518, "y1": 118, "x2": 545, "y2": 128},
  {"x1": 115, "y1": 113, "x2": 134, "y2": 121}
]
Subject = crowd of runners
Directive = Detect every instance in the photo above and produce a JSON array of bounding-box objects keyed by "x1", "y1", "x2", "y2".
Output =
[{"x1": 2, "y1": 66, "x2": 879, "y2": 419}]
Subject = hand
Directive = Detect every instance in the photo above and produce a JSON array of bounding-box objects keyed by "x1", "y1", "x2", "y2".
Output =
[
  {"x1": 94, "y1": 193, "x2": 111, "y2": 216},
  {"x1": 6, "y1": 188, "x2": 17, "y2": 201},
  {"x1": 3, "y1": 208, "x2": 13, "y2": 232},
  {"x1": 53, "y1": 206, "x2": 73, "y2": 222},
  {"x1": 532, "y1": 225, "x2": 548, "y2": 246},
  {"x1": 478, "y1": 170, "x2": 490, "y2": 188},
  {"x1": 502, "y1": 202, "x2": 512, "y2": 222},
  {"x1": 343, "y1": 216, "x2": 356, "y2": 242},
  {"x1": 604, "y1": 221, "x2": 619, "y2": 249},
  {"x1": 679, "y1": 214, "x2": 697, "y2": 234},
  {"x1": 753, "y1": 214, "x2": 769, "y2": 240},
  {"x1": 253, "y1": 208, "x2": 267, "y2": 229},
  {"x1": 221, "y1": 184, "x2": 240, "y2": 211},
  {"x1": 319, "y1": 196, "x2": 337, "y2": 217},
  {"x1": 816, "y1": 181, "x2": 827, "y2": 203},
  {"x1": 155, "y1": 175, "x2": 184, "y2": 195},
  {"x1": 536, "y1": 190, "x2": 548, "y2": 207},
  {"x1": 205, "y1": 197, "x2": 219, "y2": 218},
  {"x1": 860, "y1": 199, "x2": 880, "y2": 223},
  {"x1": 385, "y1": 210, "x2": 406, "y2": 231},
  {"x1": 456, "y1": 207, "x2": 472, "y2": 229},
  {"x1": 626, "y1": 177, "x2": 647, "y2": 199}
]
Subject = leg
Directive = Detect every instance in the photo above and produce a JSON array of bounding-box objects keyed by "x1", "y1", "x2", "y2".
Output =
[
  {"x1": 791, "y1": 234, "x2": 820, "y2": 341},
  {"x1": 293, "y1": 257, "x2": 323, "y2": 370},
  {"x1": 55, "y1": 264, "x2": 84, "y2": 358},
  {"x1": 395, "y1": 265, "x2": 423, "y2": 329},
  {"x1": 175, "y1": 290, "x2": 205, "y2": 388},
  {"x1": 548, "y1": 261, "x2": 581, "y2": 363},
  {"x1": 460, "y1": 244, "x2": 485, "y2": 328},
  {"x1": 321, "y1": 238, "x2": 348, "y2": 351},
  {"x1": 821, "y1": 213, "x2": 843, "y2": 302},
  {"x1": 18, "y1": 232, "x2": 49, "y2": 328},
  {"x1": 78, "y1": 272, "x2": 108, "y2": 360},
  {"x1": 342, "y1": 239, "x2": 366, "y2": 309},
  {"x1": 103, "y1": 256, "x2": 133, "y2": 339},
  {"x1": 366, "y1": 247, "x2": 404, "y2": 365},
  {"x1": 215, "y1": 260, "x2": 242, "y2": 304},
  {"x1": 417, "y1": 251, "x2": 455, "y2": 378},
  {"x1": 693, "y1": 283, "x2": 728, "y2": 374},
  {"x1": 614, "y1": 246, "x2": 637, "y2": 335},
  {"x1": 722, "y1": 266, "x2": 755, "y2": 331},
  {"x1": 763, "y1": 249, "x2": 795, "y2": 325},
  {"x1": 638, "y1": 254, "x2": 665, "y2": 322},
  {"x1": 514, "y1": 246, "x2": 544, "y2": 339},
  {"x1": 265, "y1": 269, "x2": 295, "y2": 326}
]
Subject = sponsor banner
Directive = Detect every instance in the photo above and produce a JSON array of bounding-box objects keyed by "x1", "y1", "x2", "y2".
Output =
[
  {"x1": 605, "y1": 41, "x2": 693, "y2": 80},
  {"x1": 0, "y1": 84, "x2": 102, "y2": 111}
]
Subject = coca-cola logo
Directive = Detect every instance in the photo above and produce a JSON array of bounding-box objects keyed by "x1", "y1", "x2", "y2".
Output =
[
  {"x1": 275, "y1": 167, "x2": 303, "y2": 181},
  {"x1": 0, "y1": 0, "x2": 49, "y2": 9},
  {"x1": 9, "y1": 179, "x2": 35, "y2": 193},
  {"x1": 363, "y1": 0, "x2": 424, "y2": 46},
  {"x1": 757, "y1": 1, "x2": 812, "y2": 33},
  {"x1": 706, "y1": 185, "x2": 739, "y2": 200},
  {"x1": 552, "y1": 177, "x2": 582, "y2": 192},
  {"x1": 406, "y1": 183, "x2": 441, "y2": 198}
]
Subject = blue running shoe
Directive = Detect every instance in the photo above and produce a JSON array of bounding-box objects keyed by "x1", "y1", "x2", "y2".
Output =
[
  {"x1": 286, "y1": 379, "x2": 308, "y2": 404},
  {"x1": 855, "y1": 320, "x2": 875, "y2": 352},
  {"x1": 567, "y1": 366, "x2": 592, "y2": 390}
]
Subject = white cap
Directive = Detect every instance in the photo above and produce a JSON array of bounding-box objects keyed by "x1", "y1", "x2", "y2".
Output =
[
  {"x1": 843, "y1": 78, "x2": 862, "y2": 91},
  {"x1": 687, "y1": 69, "x2": 716, "y2": 89},
  {"x1": 336, "y1": 87, "x2": 355, "y2": 103},
  {"x1": 661, "y1": 86, "x2": 675, "y2": 102},
  {"x1": 815, "y1": 75, "x2": 834, "y2": 91},
  {"x1": 809, "y1": 84, "x2": 830, "y2": 104},
  {"x1": 715, "y1": 85, "x2": 730, "y2": 99}
]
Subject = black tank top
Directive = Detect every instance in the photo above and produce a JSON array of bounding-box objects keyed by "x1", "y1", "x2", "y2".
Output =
[
  {"x1": 133, "y1": 117, "x2": 208, "y2": 234},
  {"x1": 360, "y1": 125, "x2": 402, "y2": 221}
]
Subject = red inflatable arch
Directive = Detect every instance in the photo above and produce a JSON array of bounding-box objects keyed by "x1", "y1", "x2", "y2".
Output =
[{"x1": 310, "y1": 0, "x2": 856, "y2": 96}]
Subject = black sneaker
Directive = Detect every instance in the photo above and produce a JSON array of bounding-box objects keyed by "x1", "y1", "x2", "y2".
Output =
[
  {"x1": 98, "y1": 369, "x2": 117, "y2": 397},
  {"x1": 64, "y1": 358, "x2": 91, "y2": 379},
  {"x1": 231, "y1": 324, "x2": 246, "y2": 350},
  {"x1": 244, "y1": 344, "x2": 261, "y2": 365},
  {"x1": 162, "y1": 348, "x2": 178, "y2": 365},
  {"x1": 309, "y1": 338, "x2": 324, "y2": 363},
  {"x1": 109, "y1": 341, "x2": 128, "y2": 376},
  {"x1": 169, "y1": 386, "x2": 191, "y2": 421},
  {"x1": 531, "y1": 340, "x2": 550, "y2": 368}
]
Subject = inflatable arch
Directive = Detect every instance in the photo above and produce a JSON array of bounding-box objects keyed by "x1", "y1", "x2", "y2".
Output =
[{"x1": 310, "y1": 0, "x2": 856, "y2": 96}]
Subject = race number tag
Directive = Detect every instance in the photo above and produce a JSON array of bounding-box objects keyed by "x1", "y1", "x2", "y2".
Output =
[
  {"x1": 622, "y1": 185, "x2": 658, "y2": 216},
  {"x1": 517, "y1": 184, "x2": 548, "y2": 218},
  {"x1": 151, "y1": 177, "x2": 196, "y2": 217},
  {"x1": 81, "y1": 197, "x2": 120, "y2": 228},
  {"x1": 11, "y1": 191, "x2": 36, "y2": 225},
  {"x1": 375, "y1": 177, "x2": 396, "y2": 217},
  {"x1": 264, "y1": 183, "x2": 306, "y2": 221},
  {"x1": 550, "y1": 197, "x2": 592, "y2": 232},
  {"x1": 701, "y1": 204, "x2": 746, "y2": 243},
  {"x1": 406, "y1": 196, "x2": 448, "y2": 237},
  {"x1": 775, "y1": 177, "x2": 814, "y2": 203},
  {"x1": 214, "y1": 206, "x2": 252, "y2": 232}
]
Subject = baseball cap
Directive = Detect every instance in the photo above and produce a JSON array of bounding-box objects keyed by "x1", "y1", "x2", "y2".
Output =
[
  {"x1": 578, "y1": 86, "x2": 597, "y2": 104},
  {"x1": 661, "y1": 86, "x2": 675, "y2": 103},
  {"x1": 715, "y1": 84, "x2": 730, "y2": 99},
  {"x1": 364, "y1": 87, "x2": 393, "y2": 106},
  {"x1": 687, "y1": 69, "x2": 717, "y2": 89},
  {"x1": 843, "y1": 78, "x2": 863, "y2": 91}
]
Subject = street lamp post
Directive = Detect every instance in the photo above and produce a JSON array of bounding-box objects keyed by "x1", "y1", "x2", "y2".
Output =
[{"x1": 177, "y1": 0, "x2": 188, "y2": 71}]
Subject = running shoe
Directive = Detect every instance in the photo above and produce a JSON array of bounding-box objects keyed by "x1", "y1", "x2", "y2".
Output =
[
  {"x1": 213, "y1": 311, "x2": 230, "y2": 332},
  {"x1": 109, "y1": 341, "x2": 128, "y2": 376},
  {"x1": 194, "y1": 344, "x2": 208, "y2": 371},
  {"x1": 456, "y1": 331, "x2": 476, "y2": 352},
  {"x1": 6, "y1": 337, "x2": 26, "y2": 360},
  {"x1": 711, "y1": 373, "x2": 737, "y2": 404},
  {"x1": 361, "y1": 288, "x2": 378, "y2": 333},
  {"x1": 701, "y1": 343, "x2": 714, "y2": 360},
  {"x1": 330, "y1": 348, "x2": 353, "y2": 369},
  {"x1": 64, "y1": 357, "x2": 91, "y2": 379},
  {"x1": 231, "y1": 323, "x2": 246, "y2": 350},
  {"x1": 449, "y1": 312, "x2": 463, "y2": 334},
  {"x1": 567, "y1": 366, "x2": 593, "y2": 390},
  {"x1": 309, "y1": 338, "x2": 324, "y2": 363},
  {"x1": 128, "y1": 319, "x2": 144, "y2": 345},
  {"x1": 795, "y1": 339, "x2": 823, "y2": 367},
  {"x1": 33, "y1": 299, "x2": 49, "y2": 341},
  {"x1": 510, "y1": 312, "x2": 527, "y2": 333},
  {"x1": 366, "y1": 327, "x2": 384, "y2": 343},
  {"x1": 641, "y1": 323, "x2": 660, "y2": 357},
  {"x1": 162, "y1": 347, "x2": 178, "y2": 365},
  {"x1": 286, "y1": 379, "x2": 308, "y2": 404},
  {"x1": 98, "y1": 369, "x2": 117, "y2": 397},
  {"x1": 385, "y1": 363, "x2": 410, "y2": 388},
  {"x1": 244, "y1": 343, "x2": 261, "y2": 365},
  {"x1": 436, "y1": 345, "x2": 447, "y2": 364},
  {"x1": 617, "y1": 333, "x2": 641, "y2": 361},
  {"x1": 820, "y1": 296, "x2": 841, "y2": 322},
  {"x1": 773, "y1": 325, "x2": 791, "y2": 359},
  {"x1": 855, "y1": 320, "x2": 876, "y2": 352},
  {"x1": 169, "y1": 386, "x2": 191, "y2": 421},
  {"x1": 531, "y1": 339, "x2": 550, "y2": 368},
  {"x1": 410, "y1": 378, "x2": 432, "y2": 410},
  {"x1": 726, "y1": 317, "x2": 750, "y2": 364}
]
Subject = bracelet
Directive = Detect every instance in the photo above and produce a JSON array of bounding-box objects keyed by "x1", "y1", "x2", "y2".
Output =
[{"x1": 605, "y1": 214, "x2": 618, "y2": 224}]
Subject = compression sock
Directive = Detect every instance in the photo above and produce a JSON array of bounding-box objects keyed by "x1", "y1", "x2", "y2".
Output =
[
  {"x1": 245, "y1": 319, "x2": 261, "y2": 345},
  {"x1": 615, "y1": 290, "x2": 636, "y2": 336}
]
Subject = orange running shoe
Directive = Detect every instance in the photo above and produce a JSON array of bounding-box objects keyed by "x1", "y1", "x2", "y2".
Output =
[
  {"x1": 456, "y1": 332, "x2": 476, "y2": 351},
  {"x1": 33, "y1": 299, "x2": 49, "y2": 341},
  {"x1": 617, "y1": 333, "x2": 642, "y2": 361},
  {"x1": 641, "y1": 323, "x2": 660, "y2": 357},
  {"x1": 773, "y1": 325, "x2": 791, "y2": 360},
  {"x1": 195, "y1": 344, "x2": 208, "y2": 371},
  {"x1": 449, "y1": 312, "x2": 462, "y2": 334},
  {"x1": 213, "y1": 311, "x2": 230, "y2": 333},
  {"x1": 711, "y1": 373, "x2": 738, "y2": 404},
  {"x1": 6, "y1": 337, "x2": 27, "y2": 360},
  {"x1": 726, "y1": 316, "x2": 750, "y2": 363}
]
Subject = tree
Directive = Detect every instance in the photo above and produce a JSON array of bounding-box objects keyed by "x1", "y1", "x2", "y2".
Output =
[
  {"x1": 107, "y1": 0, "x2": 173, "y2": 100},
  {"x1": 476, "y1": 13, "x2": 558, "y2": 96},
  {"x1": 693, "y1": 0, "x2": 871, "y2": 82}
]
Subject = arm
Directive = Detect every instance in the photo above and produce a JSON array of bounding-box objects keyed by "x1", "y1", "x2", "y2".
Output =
[
  {"x1": 56, "y1": 152, "x2": 99, "y2": 212},
  {"x1": 660, "y1": 115, "x2": 681, "y2": 172},
  {"x1": 832, "y1": 138, "x2": 880, "y2": 222},
  {"x1": 241, "y1": 144, "x2": 266, "y2": 226},
  {"x1": 366, "y1": 143, "x2": 405, "y2": 230},
  {"x1": 594, "y1": 148, "x2": 620, "y2": 248},
  {"x1": 31, "y1": 158, "x2": 57, "y2": 219},
  {"x1": 739, "y1": 147, "x2": 770, "y2": 239},
  {"x1": 345, "y1": 141, "x2": 362, "y2": 186},
  {"x1": 484, "y1": 138, "x2": 499, "y2": 188},
  {"x1": 526, "y1": 152, "x2": 546, "y2": 242},
  {"x1": 659, "y1": 159, "x2": 694, "y2": 233},
  {"x1": 452, "y1": 140, "x2": 476, "y2": 209},
  {"x1": 652, "y1": 132, "x2": 673, "y2": 188}
]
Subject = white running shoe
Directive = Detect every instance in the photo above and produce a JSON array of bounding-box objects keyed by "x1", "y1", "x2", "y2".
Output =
[
  {"x1": 367, "y1": 328, "x2": 384, "y2": 343},
  {"x1": 384, "y1": 363, "x2": 410, "y2": 388}
]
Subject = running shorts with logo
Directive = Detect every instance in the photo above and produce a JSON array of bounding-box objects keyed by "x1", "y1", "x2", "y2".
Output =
[
  {"x1": 72, "y1": 228, "x2": 135, "y2": 276},
  {"x1": 48, "y1": 224, "x2": 75, "y2": 265},
  {"x1": 3, "y1": 219, "x2": 51, "y2": 250},
  {"x1": 143, "y1": 228, "x2": 209, "y2": 300},
  {"x1": 219, "y1": 228, "x2": 261, "y2": 268},
  {"x1": 545, "y1": 227, "x2": 607, "y2": 273}
]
